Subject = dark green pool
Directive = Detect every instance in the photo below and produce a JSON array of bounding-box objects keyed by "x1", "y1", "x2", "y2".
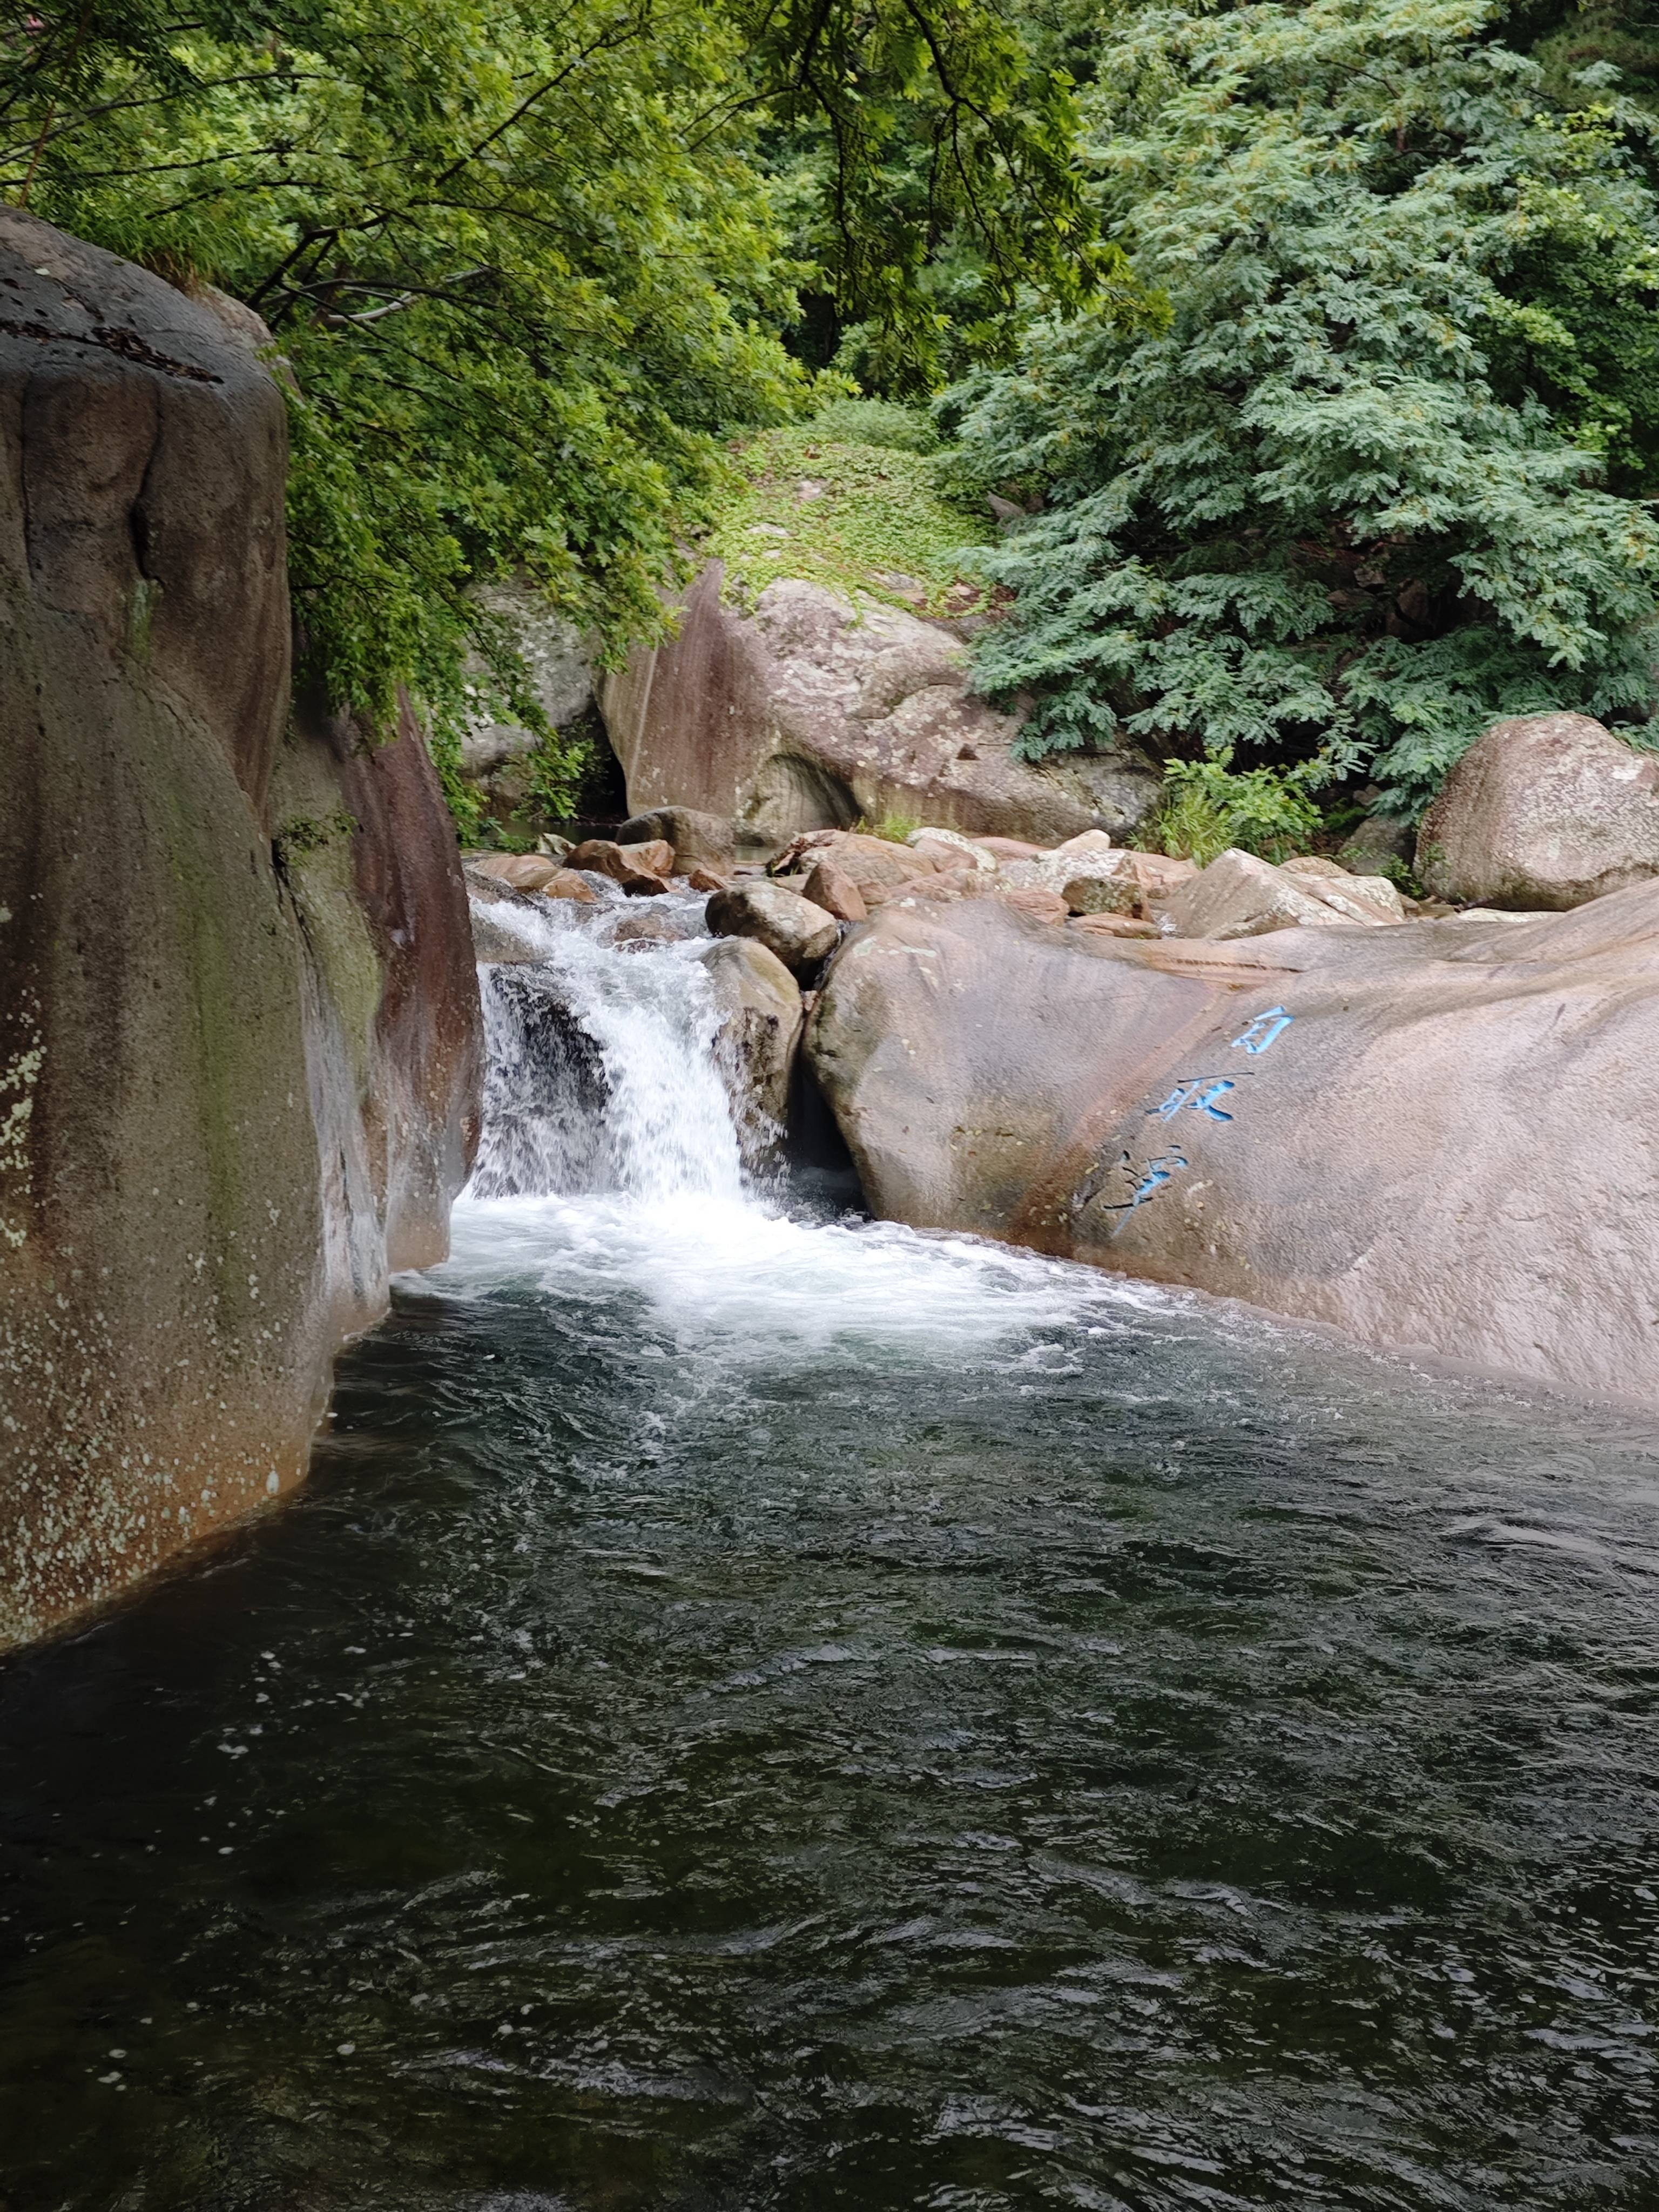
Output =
[{"x1": 4, "y1": 1179, "x2": 1659, "y2": 2211}]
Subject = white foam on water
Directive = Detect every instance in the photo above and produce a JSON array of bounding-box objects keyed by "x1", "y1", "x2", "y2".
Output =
[
  {"x1": 446, "y1": 1190, "x2": 1151, "y2": 1359},
  {"x1": 448, "y1": 886, "x2": 1171, "y2": 1361}
]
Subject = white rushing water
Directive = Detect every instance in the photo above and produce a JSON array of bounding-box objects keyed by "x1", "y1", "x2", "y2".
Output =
[
  {"x1": 448, "y1": 885, "x2": 1168, "y2": 1359},
  {"x1": 468, "y1": 889, "x2": 743, "y2": 1205}
]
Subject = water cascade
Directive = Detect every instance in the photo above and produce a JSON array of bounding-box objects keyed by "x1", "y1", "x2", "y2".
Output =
[
  {"x1": 468, "y1": 888, "x2": 745, "y2": 1206},
  {"x1": 4, "y1": 879, "x2": 1659, "y2": 2210}
]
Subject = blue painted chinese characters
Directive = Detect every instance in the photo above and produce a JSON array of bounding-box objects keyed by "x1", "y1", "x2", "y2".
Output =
[
  {"x1": 1069, "y1": 1004, "x2": 1299, "y2": 1239},
  {"x1": 1150, "y1": 1077, "x2": 1236, "y2": 1124},
  {"x1": 1231, "y1": 1006, "x2": 1293, "y2": 1056}
]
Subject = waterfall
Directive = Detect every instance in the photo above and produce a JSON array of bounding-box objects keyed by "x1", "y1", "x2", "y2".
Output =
[
  {"x1": 451, "y1": 879, "x2": 1126, "y2": 1360},
  {"x1": 466, "y1": 890, "x2": 746, "y2": 1206}
]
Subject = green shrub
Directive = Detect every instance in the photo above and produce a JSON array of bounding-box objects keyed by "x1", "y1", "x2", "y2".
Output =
[
  {"x1": 807, "y1": 398, "x2": 939, "y2": 452},
  {"x1": 952, "y1": 0, "x2": 1659, "y2": 816},
  {"x1": 856, "y1": 810, "x2": 925, "y2": 844},
  {"x1": 707, "y1": 429, "x2": 992, "y2": 612},
  {"x1": 1147, "y1": 760, "x2": 1323, "y2": 867}
]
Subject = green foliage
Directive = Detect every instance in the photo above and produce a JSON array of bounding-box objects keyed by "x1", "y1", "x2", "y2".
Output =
[
  {"x1": 9, "y1": 0, "x2": 805, "y2": 757},
  {"x1": 272, "y1": 807, "x2": 358, "y2": 865},
  {"x1": 706, "y1": 426, "x2": 992, "y2": 613},
  {"x1": 427, "y1": 733, "x2": 489, "y2": 850},
  {"x1": 733, "y1": 0, "x2": 1124, "y2": 392},
  {"x1": 807, "y1": 396, "x2": 939, "y2": 451},
  {"x1": 2, "y1": 0, "x2": 1096, "y2": 813},
  {"x1": 856, "y1": 810, "x2": 924, "y2": 842},
  {"x1": 1523, "y1": 0, "x2": 1659, "y2": 117},
  {"x1": 516, "y1": 726, "x2": 596, "y2": 828},
  {"x1": 1147, "y1": 759, "x2": 1323, "y2": 866},
  {"x1": 952, "y1": 0, "x2": 1659, "y2": 814}
]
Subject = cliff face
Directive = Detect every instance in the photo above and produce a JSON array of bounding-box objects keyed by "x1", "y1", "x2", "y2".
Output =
[{"x1": 0, "y1": 213, "x2": 481, "y2": 1649}]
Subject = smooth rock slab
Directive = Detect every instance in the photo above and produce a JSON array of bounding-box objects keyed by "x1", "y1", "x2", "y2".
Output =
[{"x1": 806, "y1": 887, "x2": 1659, "y2": 1408}]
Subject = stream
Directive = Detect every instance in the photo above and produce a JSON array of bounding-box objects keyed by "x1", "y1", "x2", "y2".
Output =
[{"x1": 3, "y1": 887, "x2": 1659, "y2": 2210}]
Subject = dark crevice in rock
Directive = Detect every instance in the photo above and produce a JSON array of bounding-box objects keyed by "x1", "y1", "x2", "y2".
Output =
[{"x1": 0, "y1": 316, "x2": 222, "y2": 383}]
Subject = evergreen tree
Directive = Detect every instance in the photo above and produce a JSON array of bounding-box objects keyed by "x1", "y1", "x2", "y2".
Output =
[{"x1": 953, "y1": 0, "x2": 1659, "y2": 814}]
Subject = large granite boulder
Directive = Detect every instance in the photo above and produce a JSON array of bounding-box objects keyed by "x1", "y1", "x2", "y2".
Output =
[
  {"x1": 0, "y1": 214, "x2": 481, "y2": 1649},
  {"x1": 1417, "y1": 713, "x2": 1659, "y2": 908},
  {"x1": 806, "y1": 886, "x2": 1659, "y2": 1408},
  {"x1": 601, "y1": 564, "x2": 1163, "y2": 848}
]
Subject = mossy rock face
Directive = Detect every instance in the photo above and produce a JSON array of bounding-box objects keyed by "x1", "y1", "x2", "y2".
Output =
[{"x1": 0, "y1": 213, "x2": 481, "y2": 1650}]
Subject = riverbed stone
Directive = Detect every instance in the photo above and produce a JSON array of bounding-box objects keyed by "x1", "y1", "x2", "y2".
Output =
[
  {"x1": 1071, "y1": 912, "x2": 1157, "y2": 938},
  {"x1": 773, "y1": 830, "x2": 950, "y2": 911},
  {"x1": 706, "y1": 880, "x2": 840, "y2": 972},
  {"x1": 1336, "y1": 794, "x2": 1414, "y2": 876},
  {"x1": 610, "y1": 908, "x2": 688, "y2": 948},
  {"x1": 992, "y1": 883, "x2": 1069, "y2": 925},
  {"x1": 1280, "y1": 857, "x2": 1407, "y2": 924},
  {"x1": 806, "y1": 886, "x2": 1659, "y2": 1408},
  {"x1": 908, "y1": 826, "x2": 996, "y2": 872},
  {"x1": 802, "y1": 858, "x2": 869, "y2": 922},
  {"x1": 1417, "y1": 713, "x2": 1659, "y2": 909},
  {"x1": 1159, "y1": 849, "x2": 1393, "y2": 939},
  {"x1": 619, "y1": 806, "x2": 736, "y2": 871},
  {"x1": 546, "y1": 868, "x2": 600, "y2": 902},
  {"x1": 566, "y1": 838, "x2": 671, "y2": 894},
  {"x1": 469, "y1": 852, "x2": 564, "y2": 892}
]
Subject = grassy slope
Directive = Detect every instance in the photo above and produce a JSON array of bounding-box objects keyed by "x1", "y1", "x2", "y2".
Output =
[{"x1": 704, "y1": 428, "x2": 994, "y2": 617}]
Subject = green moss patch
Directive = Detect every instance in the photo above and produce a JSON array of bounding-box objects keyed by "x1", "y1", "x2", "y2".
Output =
[{"x1": 705, "y1": 430, "x2": 993, "y2": 618}]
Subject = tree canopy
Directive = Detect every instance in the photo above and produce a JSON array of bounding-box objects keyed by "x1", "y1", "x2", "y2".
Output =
[
  {"x1": 8, "y1": 0, "x2": 1659, "y2": 832},
  {"x1": 952, "y1": 0, "x2": 1659, "y2": 814},
  {"x1": 1, "y1": 0, "x2": 1095, "y2": 811}
]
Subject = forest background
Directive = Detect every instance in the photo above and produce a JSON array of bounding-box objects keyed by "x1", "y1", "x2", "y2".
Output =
[{"x1": 8, "y1": 0, "x2": 1659, "y2": 852}]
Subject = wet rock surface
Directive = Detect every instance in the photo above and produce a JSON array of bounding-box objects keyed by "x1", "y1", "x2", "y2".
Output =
[
  {"x1": 694, "y1": 935, "x2": 804, "y2": 1164},
  {"x1": 807, "y1": 884, "x2": 1659, "y2": 1407}
]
